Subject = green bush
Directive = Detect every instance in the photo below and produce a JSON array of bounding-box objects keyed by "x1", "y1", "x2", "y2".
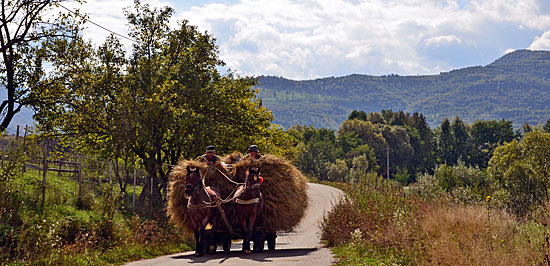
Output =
[{"x1": 412, "y1": 161, "x2": 492, "y2": 203}]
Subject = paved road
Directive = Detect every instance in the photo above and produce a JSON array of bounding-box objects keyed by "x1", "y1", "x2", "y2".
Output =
[{"x1": 123, "y1": 183, "x2": 344, "y2": 266}]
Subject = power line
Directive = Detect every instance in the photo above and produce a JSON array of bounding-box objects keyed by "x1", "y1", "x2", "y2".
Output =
[{"x1": 57, "y1": 3, "x2": 138, "y2": 43}]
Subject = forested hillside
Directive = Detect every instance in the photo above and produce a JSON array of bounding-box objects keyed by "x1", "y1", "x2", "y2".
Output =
[{"x1": 257, "y1": 49, "x2": 550, "y2": 129}]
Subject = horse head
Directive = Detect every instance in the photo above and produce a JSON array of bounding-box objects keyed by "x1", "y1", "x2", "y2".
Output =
[
  {"x1": 185, "y1": 165, "x2": 202, "y2": 196},
  {"x1": 245, "y1": 166, "x2": 263, "y2": 191}
]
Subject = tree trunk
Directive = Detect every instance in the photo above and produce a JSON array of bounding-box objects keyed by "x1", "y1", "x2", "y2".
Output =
[
  {"x1": 136, "y1": 174, "x2": 150, "y2": 210},
  {"x1": 40, "y1": 141, "x2": 48, "y2": 210}
]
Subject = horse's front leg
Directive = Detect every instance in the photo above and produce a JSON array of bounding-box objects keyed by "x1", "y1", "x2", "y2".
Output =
[
  {"x1": 194, "y1": 228, "x2": 202, "y2": 257},
  {"x1": 199, "y1": 212, "x2": 211, "y2": 255},
  {"x1": 248, "y1": 209, "x2": 257, "y2": 240},
  {"x1": 249, "y1": 205, "x2": 260, "y2": 251},
  {"x1": 237, "y1": 206, "x2": 251, "y2": 254},
  {"x1": 208, "y1": 212, "x2": 218, "y2": 254}
]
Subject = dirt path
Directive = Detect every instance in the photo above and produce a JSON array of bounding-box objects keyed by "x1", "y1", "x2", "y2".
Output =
[{"x1": 123, "y1": 183, "x2": 344, "y2": 266}]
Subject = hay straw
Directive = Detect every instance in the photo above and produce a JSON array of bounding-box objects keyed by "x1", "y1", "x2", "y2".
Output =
[
  {"x1": 233, "y1": 155, "x2": 309, "y2": 233},
  {"x1": 167, "y1": 154, "x2": 309, "y2": 234}
]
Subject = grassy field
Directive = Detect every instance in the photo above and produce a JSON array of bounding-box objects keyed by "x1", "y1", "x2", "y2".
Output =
[
  {"x1": 321, "y1": 181, "x2": 550, "y2": 265},
  {"x1": 1, "y1": 163, "x2": 192, "y2": 266}
]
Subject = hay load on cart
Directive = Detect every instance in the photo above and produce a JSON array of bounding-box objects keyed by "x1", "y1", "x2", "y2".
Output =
[{"x1": 167, "y1": 153, "x2": 309, "y2": 240}]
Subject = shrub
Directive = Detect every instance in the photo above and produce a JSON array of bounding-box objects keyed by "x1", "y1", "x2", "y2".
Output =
[
  {"x1": 489, "y1": 132, "x2": 550, "y2": 218},
  {"x1": 412, "y1": 162, "x2": 492, "y2": 204},
  {"x1": 326, "y1": 159, "x2": 348, "y2": 182}
]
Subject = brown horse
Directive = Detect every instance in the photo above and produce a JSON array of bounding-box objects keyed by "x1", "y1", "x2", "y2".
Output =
[
  {"x1": 185, "y1": 166, "x2": 221, "y2": 256},
  {"x1": 235, "y1": 166, "x2": 264, "y2": 254}
]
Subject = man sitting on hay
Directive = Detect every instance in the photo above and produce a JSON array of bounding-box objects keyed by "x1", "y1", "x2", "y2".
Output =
[
  {"x1": 196, "y1": 145, "x2": 221, "y2": 165},
  {"x1": 243, "y1": 145, "x2": 262, "y2": 161}
]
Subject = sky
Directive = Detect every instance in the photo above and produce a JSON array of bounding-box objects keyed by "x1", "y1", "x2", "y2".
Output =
[{"x1": 56, "y1": 0, "x2": 550, "y2": 80}]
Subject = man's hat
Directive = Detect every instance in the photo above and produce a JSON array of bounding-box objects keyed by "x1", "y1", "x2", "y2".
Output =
[
  {"x1": 206, "y1": 145, "x2": 216, "y2": 152},
  {"x1": 248, "y1": 145, "x2": 259, "y2": 153}
]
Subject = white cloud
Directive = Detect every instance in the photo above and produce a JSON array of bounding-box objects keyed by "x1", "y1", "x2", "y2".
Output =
[
  {"x1": 57, "y1": 0, "x2": 550, "y2": 80},
  {"x1": 173, "y1": 0, "x2": 550, "y2": 79},
  {"x1": 529, "y1": 31, "x2": 550, "y2": 50},
  {"x1": 424, "y1": 35, "x2": 462, "y2": 47}
]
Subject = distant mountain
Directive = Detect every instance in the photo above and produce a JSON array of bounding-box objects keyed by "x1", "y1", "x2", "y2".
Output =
[
  {"x1": 0, "y1": 87, "x2": 34, "y2": 135},
  {"x1": 257, "y1": 49, "x2": 550, "y2": 129},
  {"x1": 3, "y1": 107, "x2": 34, "y2": 135}
]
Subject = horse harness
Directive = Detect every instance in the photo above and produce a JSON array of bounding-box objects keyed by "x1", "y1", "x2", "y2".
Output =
[
  {"x1": 235, "y1": 169, "x2": 262, "y2": 205},
  {"x1": 186, "y1": 180, "x2": 219, "y2": 210}
]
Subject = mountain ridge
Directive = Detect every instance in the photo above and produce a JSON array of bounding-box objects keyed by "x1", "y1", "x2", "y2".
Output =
[{"x1": 257, "y1": 49, "x2": 550, "y2": 129}]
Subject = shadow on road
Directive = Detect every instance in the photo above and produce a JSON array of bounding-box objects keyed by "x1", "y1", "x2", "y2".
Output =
[{"x1": 171, "y1": 248, "x2": 319, "y2": 263}]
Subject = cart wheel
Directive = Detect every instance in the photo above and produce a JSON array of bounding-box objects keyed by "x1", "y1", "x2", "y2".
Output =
[
  {"x1": 267, "y1": 234, "x2": 276, "y2": 251},
  {"x1": 222, "y1": 238, "x2": 231, "y2": 252},
  {"x1": 253, "y1": 232, "x2": 264, "y2": 253}
]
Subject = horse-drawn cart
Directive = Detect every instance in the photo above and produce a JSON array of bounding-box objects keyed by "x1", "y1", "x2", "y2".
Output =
[{"x1": 167, "y1": 154, "x2": 308, "y2": 255}]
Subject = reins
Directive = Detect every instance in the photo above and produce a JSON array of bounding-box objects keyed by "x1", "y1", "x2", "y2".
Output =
[
  {"x1": 186, "y1": 166, "x2": 260, "y2": 207},
  {"x1": 185, "y1": 165, "x2": 259, "y2": 237},
  {"x1": 216, "y1": 168, "x2": 244, "y2": 185}
]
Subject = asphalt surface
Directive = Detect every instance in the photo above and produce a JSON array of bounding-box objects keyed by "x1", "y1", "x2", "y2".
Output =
[{"x1": 123, "y1": 183, "x2": 344, "y2": 266}]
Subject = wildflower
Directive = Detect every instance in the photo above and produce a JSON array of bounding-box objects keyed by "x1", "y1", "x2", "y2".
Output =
[{"x1": 486, "y1": 195, "x2": 491, "y2": 202}]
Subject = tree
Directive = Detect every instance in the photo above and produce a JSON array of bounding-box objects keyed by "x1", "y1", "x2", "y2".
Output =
[
  {"x1": 348, "y1": 154, "x2": 369, "y2": 184},
  {"x1": 522, "y1": 122, "x2": 533, "y2": 135},
  {"x1": 0, "y1": 0, "x2": 83, "y2": 132},
  {"x1": 367, "y1": 112, "x2": 385, "y2": 125},
  {"x1": 450, "y1": 116, "x2": 472, "y2": 164},
  {"x1": 543, "y1": 119, "x2": 550, "y2": 133},
  {"x1": 295, "y1": 126, "x2": 341, "y2": 179},
  {"x1": 489, "y1": 131, "x2": 550, "y2": 217},
  {"x1": 347, "y1": 110, "x2": 367, "y2": 121},
  {"x1": 470, "y1": 119, "x2": 515, "y2": 168},
  {"x1": 36, "y1": 1, "x2": 276, "y2": 209},
  {"x1": 408, "y1": 112, "x2": 434, "y2": 175},
  {"x1": 326, "y1": 159, "x2": 348, "y2": 182},
  {"x1": 436, "y1": 118, "x2": 454, "y2": 164},
  {"x1": 380, "y1": 124, "x2": 414, "y2": 176},
  {"x1": 337, "y1": 119, "x2": 386, "y2": 169}
]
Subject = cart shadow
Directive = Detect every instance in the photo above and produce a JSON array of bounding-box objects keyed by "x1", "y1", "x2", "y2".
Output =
[{"x1": 171, "y1": 247, "x2": 319, "y2": 263}]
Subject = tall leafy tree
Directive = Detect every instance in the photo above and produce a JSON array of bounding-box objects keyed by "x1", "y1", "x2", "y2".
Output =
[
  {"x1": 409, "y1": 112, "x2": 434, "y2": 175},
  {"x1": 450, "y1": 116, "x2": 472, "y2": 163},
  {"x1": 0, "y1": 0, "x2": 83, "y2": 131},
  {"x1": 380, "y1": 124, "x2": 414, "y2": 178},
  {"x1": 36, "y1": 1, "x2": 275, "y2": 209},
  {"x1": 470, "y1": 119, "x2": 515, "y2": 168},
  {"x1": 294, "y1": 126, "x2": 341, "y2": 179},
  {"x1": 436, "y1": 118, "x2": 454, "y2": 164},
  {"x1": 337, "y1": 118, "x2": 386, "y2": 168}
]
